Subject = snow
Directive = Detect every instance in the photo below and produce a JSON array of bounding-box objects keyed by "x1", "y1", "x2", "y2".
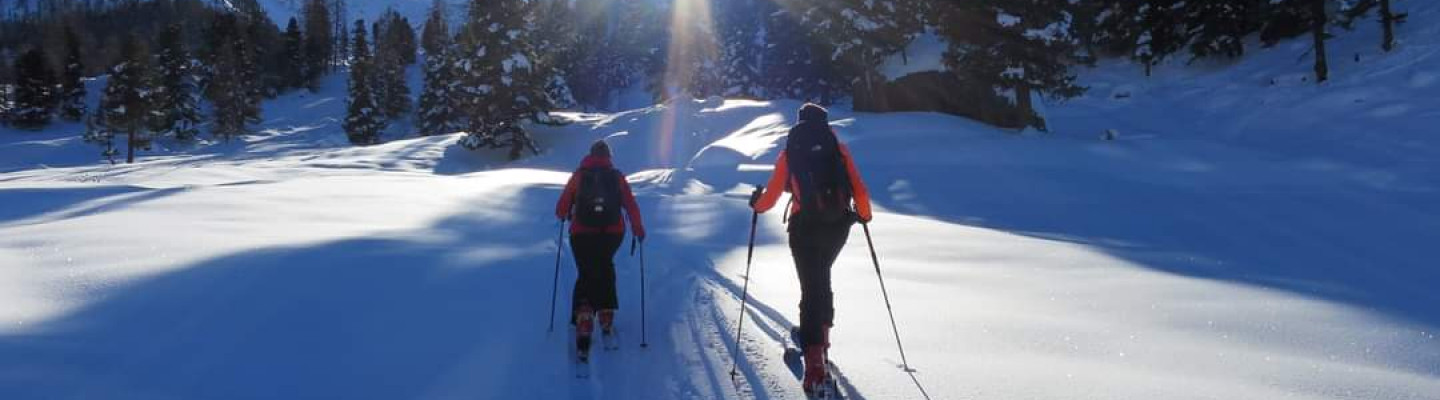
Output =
[
  {"x1": 997, "y1": 12, "x2": 1022, "y2": 28},
  {"x1": 880, "y1": 31, "x2": 949, "y2": 82},
  {"x1": 2, "y1": 3, "x2": 1440, "y2": 400}
]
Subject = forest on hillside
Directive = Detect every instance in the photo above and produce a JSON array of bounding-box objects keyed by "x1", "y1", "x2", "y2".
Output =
[{"x1": 0, "y1": 0, "x2": 1409, "y2": 161}]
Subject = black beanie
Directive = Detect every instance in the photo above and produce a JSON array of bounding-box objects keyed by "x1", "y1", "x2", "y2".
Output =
[
  {"x1": 798, "y1": 103, "x2": 828, "y2": 123},
  {"x1": 590, "y1": 140, "x2": 611, "y2": 158}
]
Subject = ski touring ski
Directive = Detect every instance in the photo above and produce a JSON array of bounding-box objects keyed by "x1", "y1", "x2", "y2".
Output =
[{"x1": 601, "y1": 327, "x2": 620, "y2": 351}]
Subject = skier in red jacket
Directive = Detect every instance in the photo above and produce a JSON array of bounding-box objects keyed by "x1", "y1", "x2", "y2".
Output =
[{"x1": 556, "y1": 140, "x2": 645, "y2": 360}]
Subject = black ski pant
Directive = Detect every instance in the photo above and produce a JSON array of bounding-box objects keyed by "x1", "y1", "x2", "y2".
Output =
[
  {"x1": 571, "y1": 233, "x2": 624, "y2": 323},
  {"x1": 789, "y1": 219, "x2": 851, "y2": 347}
]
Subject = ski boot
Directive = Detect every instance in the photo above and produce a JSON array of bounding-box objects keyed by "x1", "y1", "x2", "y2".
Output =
[
  {"x1": 576, "y1": 305, "x2": 595, "y2": 362},
  {"x1": 802, "y1": 344, "x2": 827, "y2": 396},
  {"x1": 598, "y1": 309, "x2": 619, "y2": 350}
]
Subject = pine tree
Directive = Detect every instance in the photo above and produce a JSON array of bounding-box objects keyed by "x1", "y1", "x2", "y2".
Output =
[
  {"x1": 1309, "y1": 0, "x2": 1329, "y2": 83},
  {"x1": 1378, "y1": 0, "x2": 1404, "y2": 52},
  {"x1": 1185, "y1": 0, "x2": 1254, "y2": 60},
  {"x1": 1132, "y1": 0, "x2": 1186, "y2": 76},
  {"x1": 239, "y1": 14, "x2": 268, "y2": 120},
  {"x1": 283, "y1": 18, "x2": 306, "y2": 88},
  {"x1": 98, "y1": 36, "x2": 152, "y2": 164},
  {"x1": 344, "y1": 19, "x2": 385, "y2": 145},
  {"x1": 761, "y1": 7, "x2": 841, "y2": 103},
  {"x1": 302, "y1": 0, "x2": 333, "y2": 88},
  {"x1": 152, "y1": 23, "x2": 202, "y2": 141},
  {"x1": 455, "y1": 0, "x2": 552, "y2": 159},
  {"x1": 715, "y1": 0, "x2": 766, "y2": 98},
  {"x1": 58, "y1": 25, "x2": 86, "y2": 121},
  {"x1": 529, "y1": 0, "x2": 577, "y2": 109},
  {"x1": 418, "y1": 38, "x2": 456, "y2": 136},
  {"x1": 11, "y1": 48, "x2": 57, "y2": 129},
  {"x1": 567, "y1": 0, "x2": 657, "y2": 110},
  {"x1": 938, "y1": 0, "x2": 1085, "y2": 131},
  {"x1": 0, "y1": 83, "x2": 12, "y2": 127},
  {"x1": 395, "y1": 17, "x2": 418, "y2": 65},
  {"x1": 797, "y1": 0, "x2": 913, "y2": 109},
  {"x1": 420, "y1": 0, "x2": 449, "y2": 56},
  {"x1": 1337, "y1": 0, "x2": 1406, "y2": 52},
  {"x1": 208, "y1": 14, "x2": 249, "y2": 141},
  {"x1": 373, "y1": 9, "x2": 411, "y2": 118}
]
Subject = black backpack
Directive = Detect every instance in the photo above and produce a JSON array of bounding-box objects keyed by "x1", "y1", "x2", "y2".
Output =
[
  {"x1": 785, "y1": 121, "x2": 854, "y2": 224},
  {"x1": 574, "y1": 167, "x2": 623, "y2": 227}
]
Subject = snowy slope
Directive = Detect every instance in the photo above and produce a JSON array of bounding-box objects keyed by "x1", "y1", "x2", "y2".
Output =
[
  {"x1": 4, "y1": 90, "x2": 1440, "y2": 399},
  {"x1": 3, "y1": 3, "x2": 1440, "y2": 399}
]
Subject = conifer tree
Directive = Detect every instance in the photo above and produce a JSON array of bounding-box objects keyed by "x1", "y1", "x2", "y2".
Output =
[
  {"x1": 715, "y1": 0, "x2": 766, "y2": 98},
  {"x1": 938, "y1": 0, "x2": 1085, "y2": 131},
  {"x1": 1185, "y1": 1, "x2": 1254, "y2": 60},
  {"x1": 302, "y1": 0, "x2": 333, "y2": 88},
  {"x1": 418, "y1": 37, "x2": 456, "y2": 136},
  {"x1": 455, "y1": 0, "x2": 551, "y2": 159},
  {"x1": 420, "y1": 0, "x2": 449, "y2": 56},
  {"x1": 1132, "y1": 0, "x2": 1186, "y2": 76},
  {"x1": 98, "y1": 36, "x2": 152, "y2": 164},
  {"x1": 58, "y1": 25, "x2": 86, "y2": 121},
  {"x1": 283, "y1": 18, "x2": 306, "y2": 88},
  {"x1": 373, "y1": 9, "x2": 411, "y2": 118},
  {"x1": 208, "y1": 14, "x2": 249, "y2": 141},
  {"x1": 152, "y1": 23, "x2": 202, "y2": 141},
  {"x1": 761, "y1": 7, "x2": 840, "y2": 103},
  {"x1": 797, "y1": 0, "x2": 913, "y2": 108},
  {"x1": 344, "y1": 19, "x2": 385, "y2": 145},
  {"x1": 11, "y1": 48, "x2": 57, "y2": 129}
]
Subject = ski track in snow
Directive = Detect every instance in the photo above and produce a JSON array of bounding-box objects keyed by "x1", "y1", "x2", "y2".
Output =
[{"x1": 4, "y1": 4, "x2": 1440, "y2": 398}]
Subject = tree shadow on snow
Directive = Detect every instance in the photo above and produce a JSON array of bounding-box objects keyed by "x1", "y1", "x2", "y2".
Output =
[
  {"x1": 0, "y1": 185, "x2": 722, "y2": 400},
  {"x1": 0, "y1": 185, "x2": 185, "y2": 227},
  {"x1": 860, "y1": 154, "x2": 1440, "y2": 346}
]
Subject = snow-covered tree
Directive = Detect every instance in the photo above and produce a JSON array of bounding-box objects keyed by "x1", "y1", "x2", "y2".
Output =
[
  {"x1": 797, "y1": 0, "x2": 914, "y2": 109},
  {"x1": 302, "y1": 0, "x2": 333, "y2": 88},
  {"x1": 418, "y1": 42, "x2": 457, "y2": 136},
  {"x1": 567, "y1": 0, "x2": 658, "y2": 110},
  {"x1": 761, "y1": 7, "x2": 842, "y2": 103},
  {"x1": 208, "y1": 14, "x2": 251, "y2": 141},
  {"x1": 529, "y1": 0, "x2": 577, "y2": 109},
  {"x1": 1337, "y1": 0, "x2": 1406, "y2": 52},
  {"x1": 283, "y1": 18, "x2": 306, "y2": 89},
  {"x1": 58, "y1": 25, "x2": 86, "y2": 122},
  {"x1": 421, "y1": 0, "x2": 450, "y2": 56},
  {"x1": 10, "y1": 48, "x2": 56, "y2": 129},
  {"x1": 151, "y1": 23, "x2": 202, "y2": 141},
  {"x1": 1261, "y1": 0, "x2": 1332, "y2": 82},
  {"x1": 98, "y1": 36, "x2": 153, "y2": 164},
  {"x1": 938, "y1": 0, "x2": 1085, "y2": 131},
  {"x1": 239, "y1": 13, "x2": 269, "y2": 120},
  {"x1": 344, "y1": 19, "x2": 385, "y2": 145},
  {"x1": 714, "y1": 0, "x2": 767, "y2": 98},
  {"x1": 1093, "y1": 0, "x2": 1186, "y2": 76},
  {"x1": 1185, "y1": 1, "x2": 1254, "y2": 60},
  {"x1": 372, "y1": 9, "x2": 412, "y2": 118},
  {"x1": 454, "y1": 0, "x2": 552, "y2": 159}
]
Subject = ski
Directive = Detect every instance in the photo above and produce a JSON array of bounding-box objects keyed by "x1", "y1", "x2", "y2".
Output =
[{"x1": 601, "y1": 328, "x2": 620, "y2": 351}]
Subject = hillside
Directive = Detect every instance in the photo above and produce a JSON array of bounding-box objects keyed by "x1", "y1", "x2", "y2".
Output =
[{"x1": 2, "y1": 1, "x2": 1439, "y2": 399}]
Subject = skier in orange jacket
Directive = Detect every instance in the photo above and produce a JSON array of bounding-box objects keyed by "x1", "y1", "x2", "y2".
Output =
[{"x1": 750, "y1": 103, "x2": 871, "y2": 394}]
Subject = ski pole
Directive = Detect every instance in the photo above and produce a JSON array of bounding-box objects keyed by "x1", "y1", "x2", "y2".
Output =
[
  {"x1": 729, "y1": 211, "x2": 760, "y2": 380},
  {"x1": 548, "y1": 220, "x2": 566, "y2": 333},
  {"x1": 863, "y1": 222, "x2": 913, "y2": 372},
  {"x1": 638, "y1": 237, "x2": 649, "y2": 348}
]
